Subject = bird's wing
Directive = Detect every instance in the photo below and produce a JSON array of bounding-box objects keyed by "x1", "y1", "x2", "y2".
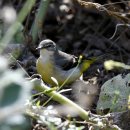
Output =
[{"x1": 54, "y1": 50, "x2": 78, "y2": 70}]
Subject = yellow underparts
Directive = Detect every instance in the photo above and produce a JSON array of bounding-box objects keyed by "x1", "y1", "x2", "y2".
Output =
[
  {"x1": 36, "y1": 57, "x2": 95, "y2": 86},
  {"x1": 36, "y1": 58, "x2": 56, "y2": 86},
  {"x1": 80, "y1": 58, "x2": 96, "y2": 73}
]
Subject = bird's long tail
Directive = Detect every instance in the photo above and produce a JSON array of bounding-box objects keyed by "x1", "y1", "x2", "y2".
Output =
[
  {"x1": 79, "y1": 58, "x2": 96, "y2": 73},
  {"x1": 79, "y1": 52, "x2": 113, "y2": 73}
]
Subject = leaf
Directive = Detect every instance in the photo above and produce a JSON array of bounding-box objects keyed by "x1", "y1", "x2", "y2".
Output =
[
  {"x1": 51, "y1": 77, "x2": 59, "y2": 86},
  {"x1": 0, "y1": 83, "x2": 22, "y2": 107}
]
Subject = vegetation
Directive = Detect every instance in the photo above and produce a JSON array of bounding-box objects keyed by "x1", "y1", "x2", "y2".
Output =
[{"x1": 0, "y1": 0, "x2": 130, "y2": 130}]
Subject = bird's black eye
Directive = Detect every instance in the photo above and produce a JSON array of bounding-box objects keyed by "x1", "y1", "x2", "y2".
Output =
[{"x1": 44, "y1": 44, "x2": 52, "y2": 48}]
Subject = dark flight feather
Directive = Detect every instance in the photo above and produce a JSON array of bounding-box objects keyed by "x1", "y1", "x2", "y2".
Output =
[{"x1": 54, "y1": 50, "x2": 79, "y2": 70}]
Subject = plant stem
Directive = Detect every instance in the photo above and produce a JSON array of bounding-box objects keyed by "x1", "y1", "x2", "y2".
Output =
[
  {"x1": 0, "y1": 0, "x2": 36, "y2": 53},
  {"x1": 30, "y1": 0, "x2": 51, "y2": 43},
  {"x1": 32, "y1": 79, "x2": 119, "y2": 130}
]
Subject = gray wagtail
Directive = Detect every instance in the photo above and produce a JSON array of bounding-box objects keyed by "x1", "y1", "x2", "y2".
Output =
[{"x1": 36, "y1": 39, "x2": 95, "y2": 86}]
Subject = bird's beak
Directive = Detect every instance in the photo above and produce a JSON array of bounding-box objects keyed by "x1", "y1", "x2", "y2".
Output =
[
  {"x1": 36, "y1": 47, "x2": 40, "y2": 50},
  {"x1": 36, "y1": 45, "x2": 43, "y2": 50}
]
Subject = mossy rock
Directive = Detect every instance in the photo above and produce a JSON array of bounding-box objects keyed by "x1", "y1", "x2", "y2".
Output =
[{"x1": 97, "y1": 73, "x2": 130, "y2": 114}]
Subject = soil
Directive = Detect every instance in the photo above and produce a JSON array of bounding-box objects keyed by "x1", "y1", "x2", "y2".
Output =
[{"x1": 1, "y1": 0, "x2": 130, "y2": 130}]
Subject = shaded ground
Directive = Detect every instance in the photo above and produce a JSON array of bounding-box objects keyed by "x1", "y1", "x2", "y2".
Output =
[{"x1": 1, "y1": 0, "x2": 130, "y2": 130}]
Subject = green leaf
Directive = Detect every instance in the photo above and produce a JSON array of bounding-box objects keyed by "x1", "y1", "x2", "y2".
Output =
[{"x1": 0, "y1": 83, "x2": 22, "y2": 107}]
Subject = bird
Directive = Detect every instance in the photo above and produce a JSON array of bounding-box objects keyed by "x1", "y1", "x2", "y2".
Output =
[{"x1": 36, "y1": 39, "x2": 95, "y2": 86}]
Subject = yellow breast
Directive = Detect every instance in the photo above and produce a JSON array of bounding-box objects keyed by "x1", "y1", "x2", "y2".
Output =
[{"x1": 36, "y1": 57, "x2": 56, "y2": 86}]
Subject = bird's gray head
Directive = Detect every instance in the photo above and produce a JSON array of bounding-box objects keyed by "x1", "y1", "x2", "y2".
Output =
[{"x1": 37, "y1": 39, "x2": 57, "y2": 52}]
